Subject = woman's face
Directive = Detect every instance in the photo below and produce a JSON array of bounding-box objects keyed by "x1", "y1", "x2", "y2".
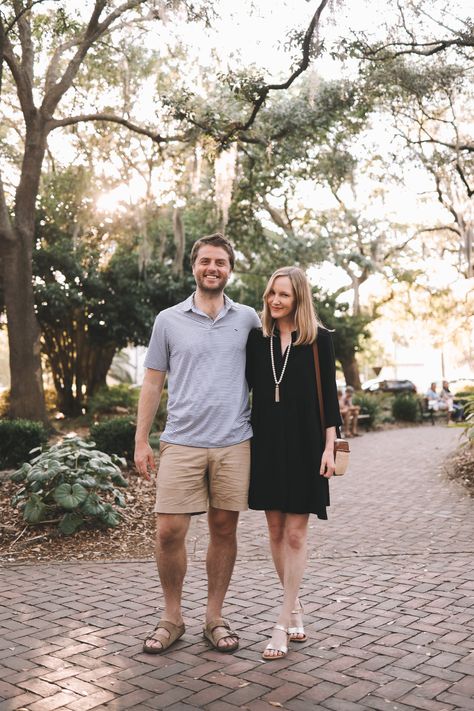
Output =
[{"x1": 267, "y1": 275, "x2": 296, "y2": 321}]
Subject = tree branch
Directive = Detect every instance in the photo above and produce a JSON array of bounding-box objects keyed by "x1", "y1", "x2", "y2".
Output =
[
  {"x1": 42, "y1": 0, "x2": 149, "y2": 116},
  {"x1": 217, "y1": 0, "x2": 331, "y2": 144},
  {"x1": 1, "y1": 17, "x2": 35, "y2": 115},
  {"x1": 356, "y1": 36, "x2": 474, "y2": 60},
  {"x1": 13, "y1": 0, "x2": 34, "y2": 84},
  {"x1": 456, "y1": 161, "x2": 474, "y2": 198},
  {"x1": 47, "y1": 112, "x2": 187, "y2": 143}
]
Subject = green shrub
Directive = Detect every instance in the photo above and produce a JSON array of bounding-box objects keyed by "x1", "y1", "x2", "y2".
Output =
[
  {"x1": 462, "y1": 394, "x2": 474, "y2": 446},
  {"x1": 89, "y1": 417, "x2": 136, "y2": 461},
  {"x1": 352, "y1": 392, "x2": 381, "y2": 428},
  {"x1": 87, "y1": 385, "x2": 139, "y2": 419},
  {"x1": 392, "y1": 393, "x2": 420, "y2": 422},
  {"x1": 10, "y1": 436, "x2": 128, "y2": 535},
  {"x1": 0, "y1": 419, "x2": 49, "y2": 469},
  {"x1": 0, "y1": 390, "x2": 10, "y2": 417}
]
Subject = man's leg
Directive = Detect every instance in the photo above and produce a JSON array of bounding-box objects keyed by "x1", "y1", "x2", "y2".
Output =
[
  {"x1": 145, "y1": 513, "x2": 190, "y2": 651},
  {"x1": 342, "y1": 408, "x2": 352, "y2": 437},
  {"x1": 205, "y1": 507, "x2": 240, "y2": 649},
  {"x1": 351, "y1": 406, "x2": 360, "y2": 435}
]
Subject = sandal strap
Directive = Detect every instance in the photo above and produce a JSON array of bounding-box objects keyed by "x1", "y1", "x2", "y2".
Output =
[
  {"x1": 151, "y1": 620, "x2": 179, "y2": 635},
  {"x1": 145, "y1": 619, "x2": 184, "y2": 644},
  {"x1": 204, "y1": 618, "x2": 239, "y2": 644},
  {"x1": 265, "y1": 643, "x2": 288, "y2": 654},
  {"x1": 288, "y1": 626, "x2": 305, "y2": 635}
]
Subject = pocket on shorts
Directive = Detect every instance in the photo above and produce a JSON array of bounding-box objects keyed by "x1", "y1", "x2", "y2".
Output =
[{"x1": 159, "y1": 440, "x2": 171, "y2": 454}]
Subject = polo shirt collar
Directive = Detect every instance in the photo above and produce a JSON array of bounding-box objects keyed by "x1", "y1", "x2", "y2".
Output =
[{"x1": 182, "y1": 293, "x2": 237, "y2": 314}]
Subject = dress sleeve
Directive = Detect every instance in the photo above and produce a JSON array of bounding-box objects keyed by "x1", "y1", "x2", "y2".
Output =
[
  {"x1": 245, "y1": 328, "x2": 259, "y2": 391},
  {"x1": 317, "y1": 329, "x2": 343, "y2": 429}
]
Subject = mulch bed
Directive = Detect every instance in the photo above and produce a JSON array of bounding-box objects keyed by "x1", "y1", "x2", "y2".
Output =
[
  {"x1": 0, "y1": 468, "x2": 156, "y2": 565},
  {"x1": 446, "y1": 444, "x2": 474, "y2": 496}
]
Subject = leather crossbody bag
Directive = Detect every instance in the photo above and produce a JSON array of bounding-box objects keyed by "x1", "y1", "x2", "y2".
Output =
[{"x1": 312, "y1": 341, "x2": 350, "y2": 476}]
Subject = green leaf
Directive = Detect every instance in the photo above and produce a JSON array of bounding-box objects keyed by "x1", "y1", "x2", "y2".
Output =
[
  {"x1": 11, "y1": 463, "x2": 31, "y2": 482},
  {"x1": 111, "y1": 472, "x2": 128, "y2": 487},
  {"x1": 76, "y1": 475, "x2": 98, "y2": 488},
  {"x1": 81, "y1": 492, "x2": 105, "y2": 516},
  {"x1": 11, "y1": 489, "x2": 28, "y2": 507},
  {"x1": 53, "y1": 482, "x2": 88, "y2": 510},
  {"x1": 23, "y1": 494, "x2": 47, "y2": 523},
  {"x1": 58, "y1": 512, "x2": 84, "y2": 535},
  {"x1": 28, "y1": 446, "x2": 43, "y2": 456},
  {"x1": 27, "y1": 468, "x2": 55, "y2": 483},
  {"x1": 114, "y1": 492, "x2": 126, "y2": 508},
  {"x1": 100, "y1": 504, "x2": 121, "y2": 527}
]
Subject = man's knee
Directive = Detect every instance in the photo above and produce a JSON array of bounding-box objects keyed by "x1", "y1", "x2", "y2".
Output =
[
  {"x1": 156, "y1": 514, "x2": 189, "y2": 549},
  {"x1": 208, "y1": 509, "x2": 239, "y2": 540}
]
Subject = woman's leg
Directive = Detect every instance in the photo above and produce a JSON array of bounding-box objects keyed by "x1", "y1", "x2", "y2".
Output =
[
  {"x1": 264, "y1": 511, "x2": 309, "y2": 657},
  {"x1": 278, "y1": 513, "x2": 309, "y2": 625},
  {"x1": 265, "y1": 510, "x2": 286, "y2": 584}
]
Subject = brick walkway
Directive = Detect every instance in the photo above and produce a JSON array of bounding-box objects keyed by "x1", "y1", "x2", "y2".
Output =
[{"x1": 1, "y1": 426, "x2": 473, "y2": 711}]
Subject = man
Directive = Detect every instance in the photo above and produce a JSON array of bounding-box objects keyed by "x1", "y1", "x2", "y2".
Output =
[
  {"x1": 134, "y1": 233, "x2": 260, "y2": 655},
  {"x1": 426, "y1": 382, "x2": 444, "y2": 411},
  {"x1": 440, "y1": 380, "x2": 464, "y2": 422},
  {"x1": 338, "y1": 385, "x2": 361, "y2": 438}
]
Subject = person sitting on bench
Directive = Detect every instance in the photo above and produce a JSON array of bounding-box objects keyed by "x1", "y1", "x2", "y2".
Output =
[{"x1": 338, "y1": 386, "x2": 361, "y2": 438}]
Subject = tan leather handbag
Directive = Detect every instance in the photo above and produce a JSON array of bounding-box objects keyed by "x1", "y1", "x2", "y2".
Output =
[{"x1": 312, "y1": 342, "x2": 350, "y2": 476}]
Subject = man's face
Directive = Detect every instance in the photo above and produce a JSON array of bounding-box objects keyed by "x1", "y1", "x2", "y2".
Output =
[{"x1": 192, "y1": 245, "x2": 232, "y2": 293}]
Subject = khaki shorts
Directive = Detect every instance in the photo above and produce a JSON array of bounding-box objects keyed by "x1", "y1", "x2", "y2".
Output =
[{"x1": 154, "y1": 440, "x2": 251, "y2": 514}]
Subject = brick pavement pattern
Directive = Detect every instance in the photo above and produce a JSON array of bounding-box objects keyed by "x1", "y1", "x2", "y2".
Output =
[{"x1": 1, "y1": 426, "x2": 473, "y2": 711}]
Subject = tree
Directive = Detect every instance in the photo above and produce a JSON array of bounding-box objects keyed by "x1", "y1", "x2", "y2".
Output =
[
  {"x1": 0, "y1": 0, "x2": 331, "y2": 421},
  {"x1": 221, "y1": 80, "x2": 425, "y2": 386},
  {"x1": 344, "y1": 1, "x2": 474, "y2": 274},
  {"x1": 33, "y1": 171, "x2": 191, "y2": 414}
]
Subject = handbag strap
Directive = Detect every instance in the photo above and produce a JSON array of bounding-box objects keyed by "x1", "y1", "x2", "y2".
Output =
[{"x1": 312, "y1": 341, "x2": 326, "y2": 431}]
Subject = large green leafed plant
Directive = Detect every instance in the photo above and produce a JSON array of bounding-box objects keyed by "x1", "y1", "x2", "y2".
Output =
[
  {"x1": 462, "y1": 394, "x2": 474, "y2": 447},
  {"x1": 10, "y1": 436, "x2": 128, "y2": 535}
]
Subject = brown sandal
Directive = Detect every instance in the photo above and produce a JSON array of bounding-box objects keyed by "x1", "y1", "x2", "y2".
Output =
[
  {"x1": 203, "y1": 617, "x2": 239, "y2": 653},
  {"x1": 142, "y1": 619, "x2": 185, "y2": 654}
]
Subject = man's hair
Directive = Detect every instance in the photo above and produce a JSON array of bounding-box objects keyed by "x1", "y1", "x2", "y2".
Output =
[{"x1": 190, "y1": 233, "x2": 235, "y2": 270}]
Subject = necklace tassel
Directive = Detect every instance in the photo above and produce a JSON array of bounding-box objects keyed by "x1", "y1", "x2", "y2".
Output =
[{"x1": 275, "y1": 384, "x2": 280, "y2": 403}]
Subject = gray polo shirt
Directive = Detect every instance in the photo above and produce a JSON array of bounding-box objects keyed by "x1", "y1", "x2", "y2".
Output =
[{"x1": 144, "y1": 293, "x2": 261, "y2": 448}]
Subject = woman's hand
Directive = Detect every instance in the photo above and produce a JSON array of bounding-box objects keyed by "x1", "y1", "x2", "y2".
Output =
[{"x1": 320, "y1": 446, "x2": 336, "y2": 478}]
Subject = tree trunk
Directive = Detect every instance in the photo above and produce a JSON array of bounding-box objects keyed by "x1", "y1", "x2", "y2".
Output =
[
  {"x1": 86, "y1": 344, "x2": 116, "y2": 397},
  {"x1": 2, "y1": 236, "x2": 47, "y2": 421},
  {"x1": 339, "y1": 352, "x2": 362, "y2": 390},
  {"x1": 2, "y1": 119, "x2": 48, "y2": 422}
]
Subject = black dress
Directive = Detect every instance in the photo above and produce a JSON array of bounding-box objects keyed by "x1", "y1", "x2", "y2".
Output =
[{"x1": 246, "y1": 326, "x2": 342, "y2": 519}]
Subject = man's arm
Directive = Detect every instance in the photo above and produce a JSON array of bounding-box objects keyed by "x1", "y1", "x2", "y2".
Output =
[{"x1": 134, "y1": 368, "x2": 166, "y2": 480}]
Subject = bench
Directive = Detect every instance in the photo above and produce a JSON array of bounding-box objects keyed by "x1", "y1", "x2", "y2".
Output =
[
  {"x1": 357, "y1": 412, "x2": 371, "y2": 429},
  {"x1": 420, "y1": 398, "x2": 450, "y2": 425},
  {"x1": 341, "y1": 410, "x2": 370, "y2": 437}
]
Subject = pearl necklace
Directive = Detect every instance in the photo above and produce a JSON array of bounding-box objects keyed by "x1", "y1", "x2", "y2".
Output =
[{"x1": 270, "y1": 328, "x2": 292, "y2": 403}]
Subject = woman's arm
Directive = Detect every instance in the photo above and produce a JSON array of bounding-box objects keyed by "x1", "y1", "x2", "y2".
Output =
[{"x1": 317, "y1": 330, "x2": 343, "y2": 429}]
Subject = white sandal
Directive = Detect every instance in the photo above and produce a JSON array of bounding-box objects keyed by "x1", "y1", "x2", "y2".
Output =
[
  {"x1": 288, "y1": 601, "x2": 307, "y2": 642},
  {"x1": 262, "y1": 624, "x2": 290, "y2": 660}
]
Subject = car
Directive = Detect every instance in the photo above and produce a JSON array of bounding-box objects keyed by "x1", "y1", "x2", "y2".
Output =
[{"x1": 361, "y1": 378, "x2": 417, "y2": 394}]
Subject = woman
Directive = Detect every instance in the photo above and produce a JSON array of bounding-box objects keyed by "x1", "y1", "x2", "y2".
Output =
[{"x1": 246, "y1": 267, "x2": 341, "y2": 660}]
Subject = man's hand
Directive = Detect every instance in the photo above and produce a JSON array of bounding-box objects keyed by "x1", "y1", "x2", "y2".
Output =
[{"x1": 134, "y1": 441, "x2": 157, "y2": 481}]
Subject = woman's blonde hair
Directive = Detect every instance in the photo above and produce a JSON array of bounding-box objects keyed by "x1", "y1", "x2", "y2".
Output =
[{"x1": 261, "y1": 266, "x2": 322, "y2": 345}]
